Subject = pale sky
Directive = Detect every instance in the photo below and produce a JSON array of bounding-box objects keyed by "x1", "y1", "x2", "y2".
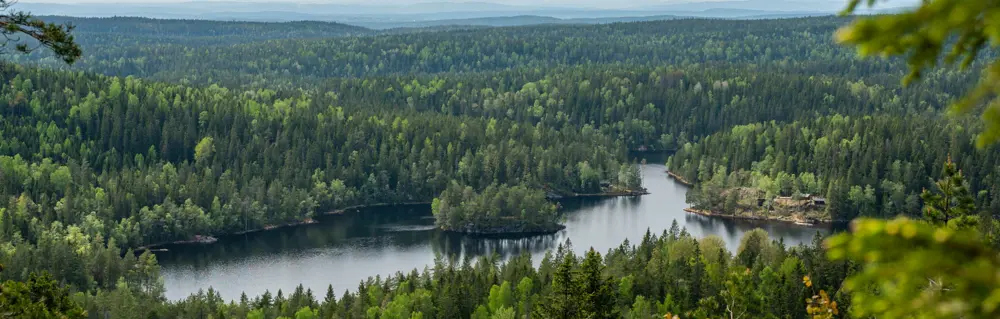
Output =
[
  {"x1": 21, "y1": 0, "x2": 920, "y2": 12},
  {"x1": 23, "y1": 0, "x2": 912, "y2": 7},
  {"x1": 29, "y1": 0, "x2": 730, "y2": 3}
]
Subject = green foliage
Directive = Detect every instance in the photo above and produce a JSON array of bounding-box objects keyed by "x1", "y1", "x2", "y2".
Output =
[
  {"x1": 719, "y1": 268, "x2": 762, "y2": 319},
  {"x1": 617, "y1": 163, "x2": 643, "y2": 191},
  {"x1": 536, "y1": 253, "x2": 583, "y2": 319},
  {"x1": 827, "y1": 218, "x2": 1000, "y2": 319},
  {"x1": 0, "y1": 63, "x2": 632, "y2": 248},
  {"x1": 432, "y1": 182, "x2": 560, "y2": 233},
  {"x1": 293, "y1": 306, "x2": 317, "y2": 319},
  {"x1": 670, "y1": 114, "x2": 1000, "y2": 221},
  {"x1": 839, "y1": 0, "x2": 1000, "y2": 146},
  {"x1": 490, "y1": 306, "x2": 515, "y2": 319},
  {"x1": 579, "y1": 249, "x2": 618, "y2": 319},
  {"x1": 0, "y1": 1, "x2": 81, "y2": 64},
  {"x1": 921, "y1": 158, "x2": 978, "y2": 228},
  {"x1": 737, "y1": 229, "x2": 771, "y2": 268},
  {"x1": 487, "y1": 281, "x2": 513, "y2": 314},
  {"x1": 193, "y1": 136, "x2": 214, "y2": 164},
  {"x1": 0, "y1": 271, "x2": 86, "y2": 318}
]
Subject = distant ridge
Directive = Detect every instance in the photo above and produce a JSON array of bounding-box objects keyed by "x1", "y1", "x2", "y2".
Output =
[
  {"x1": 20, "y1": 1, "x2": 912, "y2": 25},
  {"x1": 353, "y1": 14, "x2": 689, "y2": 29}
]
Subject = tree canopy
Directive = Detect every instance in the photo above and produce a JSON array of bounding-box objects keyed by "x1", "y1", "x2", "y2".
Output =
[{"x1": 839, "y1": 0, "x2": 1000, "y2": 146}]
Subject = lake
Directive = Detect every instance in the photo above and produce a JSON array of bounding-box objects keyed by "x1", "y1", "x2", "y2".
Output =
[{"x1": 156, "y1": 155, "x2": 833, "y2": 300}]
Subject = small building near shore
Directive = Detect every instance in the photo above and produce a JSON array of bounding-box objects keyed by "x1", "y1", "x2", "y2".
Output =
[{"x1": 811, "y1": 196, "x2": 826, "y2": 206}]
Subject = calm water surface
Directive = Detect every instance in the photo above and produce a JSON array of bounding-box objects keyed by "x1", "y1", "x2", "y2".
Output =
[{"x1": 157, "y1": 155, "x2": 833, "y2": 300}]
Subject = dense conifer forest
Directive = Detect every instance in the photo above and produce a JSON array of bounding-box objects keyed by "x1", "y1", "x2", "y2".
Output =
[{"x1": 3, "y1": 10, "x2": 1000, "y2": 319}]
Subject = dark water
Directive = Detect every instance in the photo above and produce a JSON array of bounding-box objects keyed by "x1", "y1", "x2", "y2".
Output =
[{"x1": 157, "y1": 155, "x2": 833, "y2": 300}]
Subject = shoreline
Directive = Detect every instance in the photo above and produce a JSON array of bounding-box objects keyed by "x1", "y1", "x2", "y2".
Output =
[
  {"x1": 665, "y1": 170, "x2": 693, "y2": 186},
  {"x1": 233, "y1": 217, "x2": 319, "y2": 236},
  {"x1": 138, "y1": 201, "x2": 432, "y2": 251},
  {"x1": 326, "y1": 202, "x2": 433, "y2": 215},
  {"x1": 683, "y1": 207, "x2": 834, "y2": 227},
  {"x1": 568, "y1": 189, "x2": 650, "y2": 198},
  {"x1": 440, "y1": 223, "x2": 567, "y2": 237},
  {"x1": 670, "y1": 172, "x2": 840, "y2": 227},
  {"x1": 548, "y1": 188, "x2": 650, "y2": 200}
]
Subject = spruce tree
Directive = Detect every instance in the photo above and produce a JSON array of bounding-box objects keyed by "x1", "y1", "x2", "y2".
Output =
[
  {"x1": 535, "y1": 253, "x2": 581, "y2": 319},
  {"x1": 921, "y1": 158, "x2": 978, "y2": 228},
  {"x1": 579, "y1": 249, "x2": 618, "y2": 319}
]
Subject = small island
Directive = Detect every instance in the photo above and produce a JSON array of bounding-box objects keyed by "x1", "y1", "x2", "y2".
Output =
[{"x1": 432, "y1": 182, "x2": 564, "y2": 235}]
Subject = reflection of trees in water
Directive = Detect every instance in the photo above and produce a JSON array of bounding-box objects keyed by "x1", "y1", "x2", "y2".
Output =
[
  {"x1": 156, "y1": 200, "x2": 575, "y2": 269},
  {"x1": 629, "y1": 151, "x2": 670, "y2": 165},
  {"x1": 156, "y1": 219, "x2": 355, "y2": 267},
  {"x1": 429, "y1": 231, "x2": 566, "y2": 263},
  {"x1": 558, "y1": 197, "x2": 607, "y2": 212},
  {"x1": 682, "y1": 214, "x2": 832, "y2": 250},
  {"x1": 560, "y1": 194, "x2": 643, "y2": 219},
  {"x1": 156, "y1": 205, "x2": 434, "y2": 266},
  {"x1": 683, "y1": 214, "x2": 743, "y2": 242}
]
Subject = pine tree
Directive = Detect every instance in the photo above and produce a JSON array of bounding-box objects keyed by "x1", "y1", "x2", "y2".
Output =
[
  {"x1": 0, "y1": 1, "x2": 81, "y2": 63},
  {"x1": 579, "y1": 249, "x2": 618, "y2": 319},
  {"x1": 320, "y1": 285, "x2": 338, "y2": 319},
  {"x1": 535, "y1": 253, "x2": 581, "y2": 319},
  {"x1": 921, "y1": 158, "x2": 978, "y2": 228}
]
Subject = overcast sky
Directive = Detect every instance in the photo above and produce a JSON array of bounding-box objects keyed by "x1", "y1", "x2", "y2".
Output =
[
  {"x1": 25, "y1": 0, "x2": 917, "y2": 10},
  {"x1": 28, "y1": 0, "x2": 732, "y2": 3}
]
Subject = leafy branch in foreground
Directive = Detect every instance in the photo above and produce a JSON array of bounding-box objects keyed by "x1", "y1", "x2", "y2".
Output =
[
  {"x1": 838, "y1": 0, "x2": 1000, "y2": 146},
  {"x1": 826, "y1": 218, "x2": 1000, "y2": 319},
  {"x1": 0, "y1": 0, "x2": 81, "y2": 64},
  {"x1": 0, "y1": 265, "x2": 87, "y2": 319}
]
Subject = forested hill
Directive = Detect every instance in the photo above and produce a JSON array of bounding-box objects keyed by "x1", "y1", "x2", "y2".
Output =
[
  {"x1": 353, "y1": 14, "x2": 685, "y2": 29},
  {"x1": 2, "y1": 12, "x2": 998, "y2": 318},
  {"x1": 37, "y1": 16, "x2": 374, "y2": 45},
  {"x1": 13, "y1": 15, "x2": 980, "y2": 151},
  {"x1": 42, "y1": 16, "x2": 370, "y2": 37},
  {"x1": 20, "y1": 16, "x2": 894, "y2": 84}
]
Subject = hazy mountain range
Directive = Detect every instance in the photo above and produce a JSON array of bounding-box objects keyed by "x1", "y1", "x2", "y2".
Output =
[{"x1": 21, "y1": 1, "x2": 912, "y2": 29}]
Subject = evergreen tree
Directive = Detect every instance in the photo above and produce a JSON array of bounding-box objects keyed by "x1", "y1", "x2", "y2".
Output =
[
  {"x1": 0, "y1": 0, "x2": 82, "y2": 63},
  {"x1": 922, "y1": 158, "x2": 978, "y2": 228},
  {"x1": 579, "y1": 249, "x2": 618, "y2": 319},
  {"x1": 840, "y1": 0, "x2": 1000, "y2": 145},
  {"x1": 535, "y1": 253, "x2": 581, "y2": 319}
]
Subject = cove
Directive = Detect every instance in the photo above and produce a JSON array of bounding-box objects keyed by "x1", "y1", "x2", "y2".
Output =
[{"x1": 155, "y1": 156, "x2": 834, "y2": 300}]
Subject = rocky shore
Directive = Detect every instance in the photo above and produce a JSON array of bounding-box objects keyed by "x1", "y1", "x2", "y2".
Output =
[
  {"x1": 683, "y1": 208, "x2": 831, "y2": 226},
  {"x1": 666, "y1": 170, "x2": 693, "y2": 186}
]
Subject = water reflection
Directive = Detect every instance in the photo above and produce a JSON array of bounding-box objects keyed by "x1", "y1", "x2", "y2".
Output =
[
  {"x1": 430, "y1": 232, "x2": 565, "y2": 263},
  {"x1": 158, "y1": 159, "x2": 836, "y2": 300}
]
